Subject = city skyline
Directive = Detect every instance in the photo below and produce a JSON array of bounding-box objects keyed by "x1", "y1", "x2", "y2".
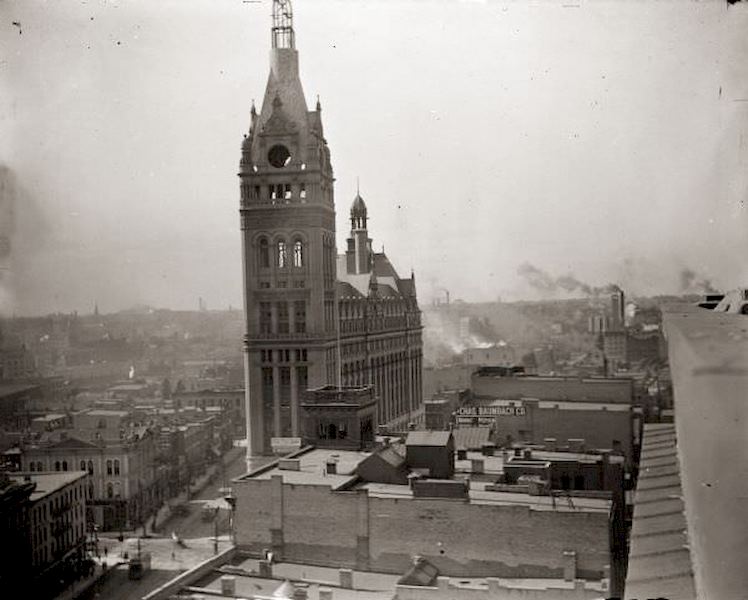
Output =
[{"x1": 2, "y1": 0, "x2": 747, "y2": 316}]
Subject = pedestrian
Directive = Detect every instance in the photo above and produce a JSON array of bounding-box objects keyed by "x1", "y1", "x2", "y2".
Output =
[
  {"x1": 104, "y1": 547, "x2": 107, "y2": 557},
  {"x1": 171, "y1": 551, "x2": 175, "y2": 561}
]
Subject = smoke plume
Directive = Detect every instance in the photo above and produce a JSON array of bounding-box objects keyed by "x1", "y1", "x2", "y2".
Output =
[
  {"x1": 517, "y1": 262, "x2": 617, "y2": 297},
  {"x1": 679, "y1": 267, "x2": 718, "y2": 295}
]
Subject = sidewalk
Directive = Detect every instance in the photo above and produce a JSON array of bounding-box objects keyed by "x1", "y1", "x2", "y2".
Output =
[{"x1": 52, "y1": 560, "x2": 122, "y2": 600}]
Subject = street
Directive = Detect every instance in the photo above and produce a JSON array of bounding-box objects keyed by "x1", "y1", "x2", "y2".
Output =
[{"x1": 75, "y1": 447, "x2": 266, "y2": 600}]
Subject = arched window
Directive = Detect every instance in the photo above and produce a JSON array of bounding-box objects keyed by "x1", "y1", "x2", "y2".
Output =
[
  {"x1": 259, "y1": 238, "x2": 269, "y2": 269},
  {"x1": 55, "y1": 461, "x2": 60, "y2": 472},
  {"x1": 113, "y1": 459, "x2": 120, "y2": 476},
  {"x1": 80, "y1": 460, "x2": 86, "y2": 472},
  {"x1": 37, "y1": 461, "x2": 43, "y2": 472},
  {"x1": 106, "y1": 460, "x2": 112, "y2": 475},
  {"x1": 106, "y1": 483, "x2": 113, "y2": 499},
  {"x1": 293, "y1": 240, "x2": 304, "y2": 267},
  {"x1": 87, "y1": 460, "x2": 94, "y2": 475},
  {"x1": 277, "y1": 241, "x2": 287, "y2": 268},
  {"x1": 62, "y1": 461, "x2": 68, "y2": 471},
  {"x1": 30, "y1": 462, "x2": 36, "y2": 472}
]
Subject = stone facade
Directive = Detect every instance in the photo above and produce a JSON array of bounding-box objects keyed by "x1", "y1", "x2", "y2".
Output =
[{"x1": 238, "y1": 9, "x2": 422, "y2": 455}]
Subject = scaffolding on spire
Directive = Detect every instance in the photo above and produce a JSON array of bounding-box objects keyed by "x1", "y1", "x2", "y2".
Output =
[{"x1": 271, "y1": 0, "x2": 295, "y2": 49}]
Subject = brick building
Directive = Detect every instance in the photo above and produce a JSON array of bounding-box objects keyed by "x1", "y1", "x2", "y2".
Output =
[
  {"x1": 0, "y1": 471, "x2": 35, "y2": 592},
  {"x1": 238, "y1": 0, "x2": 422, "y2": 455},
  {"x1": 9, "y1": 470, "x2": 88, "y2": 597},
  {"x1": 232, "y1": 446, "x2": 616, "y2": 586},
  {"x1": 21, "y1": 428, "x2": 158, "y2": 531},
  {"x1": 466, "y1": 369, "x2": 634, "y2": 465}
]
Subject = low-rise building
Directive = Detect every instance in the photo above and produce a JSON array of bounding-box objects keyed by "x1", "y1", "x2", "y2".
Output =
[
  {"x1": 21, "y1": 427, "x2": 158, "y2": 531},
  {"x1": 233, "y1": 443, "x2": 622, "y2": 595},
  {"x1": 468, "y1": 369, "x2": 634, "y2": 465}
]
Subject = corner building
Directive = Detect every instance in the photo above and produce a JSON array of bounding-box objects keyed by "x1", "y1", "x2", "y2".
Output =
[{"x1": 239, "y1": 1, "x2": 422, "y2": 455}]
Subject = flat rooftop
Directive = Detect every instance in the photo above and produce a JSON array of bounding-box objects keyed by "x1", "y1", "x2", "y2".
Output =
[
  {"x1": 84, "y1": 409, "x2": 130, "y2": 417},
  {"x1": 0, "y1": 383, "x2": 39, "y2": 398},
  {"x1": 236, "y1": 448, "x2": 370, "y2": 488},
  {"x1": 192, "y1": 556, "x2": 397, "y2": 600},
  {"x1": 11, "y1": 471, "x2": 87, "y2": 502},
  {"x1": 659, "y1": 304, "x2": 748, "y2": 600},
  {"x1": 355, "y1": 480, "x2": 610, "y2": 513},
  {"x1": 473, "y1": 397, "x2": 630, "y2": 412},
  {"x1": 176, "y1": 556, "x2": 608, "y2": 599},
  {"x1": 32, "y1": 413, "x2": 66, "y2": 422}
]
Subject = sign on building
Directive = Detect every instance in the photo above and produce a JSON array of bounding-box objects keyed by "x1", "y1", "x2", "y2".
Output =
[{"x1": 270, "y1": 437, "x2": 302, "y2": 456}]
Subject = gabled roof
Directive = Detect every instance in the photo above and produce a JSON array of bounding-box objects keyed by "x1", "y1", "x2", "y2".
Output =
[
  {"x1": 336, "y1": 279, "x2": 365, "y2": 298},
  {"x1": 406, "y1": 431, "x2": 452, "y2": 447},
  {"x1": 47, "y1": 435, "x2": 99, "y2": 450},
  {"x1": 372, "y1": 253, "x2": 398, "y2": 279},
  {"x1": 376, "y1": 443, "x2": 406, "y2": 468},
  {"x1": 376, "y1": 283, "x2": 400, "y2": 298},
  {"x1": 453, "y1": 427, "x2": 491, "y2": 451}
]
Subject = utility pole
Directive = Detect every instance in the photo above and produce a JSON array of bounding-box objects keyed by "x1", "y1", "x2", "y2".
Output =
[{"x1": 213, "y1": 507, "x2": 220, "y2": 554}]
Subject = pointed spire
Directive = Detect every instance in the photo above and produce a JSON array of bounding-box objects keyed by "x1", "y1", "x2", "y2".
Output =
[
  {"x1": 250, "y1": 99, "x2": 257, "y2": 117},
  {"x1": 316, "y1": 94, "x2": 322, "y2": 112}
]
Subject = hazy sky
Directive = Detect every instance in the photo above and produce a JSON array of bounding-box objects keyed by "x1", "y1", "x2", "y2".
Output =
[{"x1": 2, "y1": 0, "x2": 747, "y2": 315}]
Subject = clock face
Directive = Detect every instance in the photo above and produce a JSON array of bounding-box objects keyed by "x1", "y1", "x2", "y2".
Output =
[{"x1": 268, "y1": 144, "x2": 291, "y2": 168}]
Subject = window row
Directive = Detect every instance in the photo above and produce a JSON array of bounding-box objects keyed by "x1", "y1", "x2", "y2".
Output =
[
  {"x1": 260, "y1": 348, "x2": 308, "y2": 363},
  {"x1": 258, "y1": 238, "x2": 305, "y2": 269},
  {"x1": 259, "y1": 301, "x2": 307, "y2": 334},
  {"x1": 243, "y1": 183, "x2": 308, "y2": 202},
  {"x1": 259, "y1": 280, "x2": 306, "y2": 289}
]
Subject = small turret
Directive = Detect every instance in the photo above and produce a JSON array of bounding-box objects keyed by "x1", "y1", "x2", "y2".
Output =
[
  {"x1": 350, "y1": 192, "x2": 367, "y2": 230},
  {"x1": 346, "y1": 190, "x2": 372, "y2": 275}
]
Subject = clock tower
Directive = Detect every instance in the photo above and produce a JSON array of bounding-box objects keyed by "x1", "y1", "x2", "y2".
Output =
[{"x1": 239, "y1": 0, "x2": 337, "y2": 456}]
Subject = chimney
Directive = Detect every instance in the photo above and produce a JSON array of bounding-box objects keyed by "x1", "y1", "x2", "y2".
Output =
[
  {"x1": 562, "y1": 550, "x2": 577, "y2": 581},
  {"x1": 543, "y1": 437, "x2": 557, "y2": 451},
  {"x1": 481, "y1": 443, "x2": 495, "y2": 457},
  {"x1": 326, "y1": 460, "x2": 337, "y2": 475},
  {"x1": 339, "y1": 568, "x2": 353, "y2": 589},
  {"x1": 220, "y1": 575, "x2": 236, "y2": 596},
  {"x1": 293, "y1": 584, "x2": 309, "y2": 600},
  {"x1": 523, "y1": 449, "x2": 532, "y2": 460},
  {"x1": 471, "y1": 458, "x2": 484, "y2": 474},
  {"x1": 258, "y1": 559, "x2": 272, "y2": 578},
  {"x1": 319, "y1": 588, "x2": 333, "y2": 600},
  {"x1": 513, "y1": 447, "x2": 522, "y2": 457},
  {"x1": 456, "y1": 448, "x2": 467, "y2": 460}
]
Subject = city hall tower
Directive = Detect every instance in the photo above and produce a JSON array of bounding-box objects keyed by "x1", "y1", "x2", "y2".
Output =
[{"x1": 240, "y1": 0, "x2": 423, "y2": 457}]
